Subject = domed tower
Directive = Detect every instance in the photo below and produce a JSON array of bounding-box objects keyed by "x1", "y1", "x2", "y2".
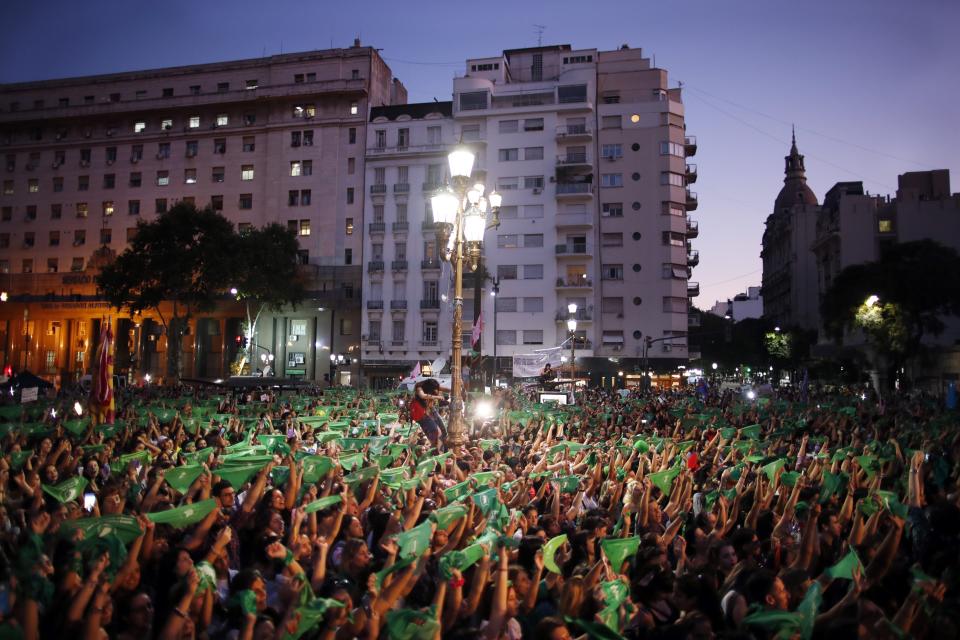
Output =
[
  {"x1": 761, "y1": 129, "x2": 821, "y2": 330},
  {"x1": 775, "y1": 128, "x2": 818, "y2": 212}
]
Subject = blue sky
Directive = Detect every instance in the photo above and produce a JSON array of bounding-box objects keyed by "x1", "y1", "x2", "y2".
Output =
[{"x1": 2, "y1": 0, "x2": 957, "y2": 306}]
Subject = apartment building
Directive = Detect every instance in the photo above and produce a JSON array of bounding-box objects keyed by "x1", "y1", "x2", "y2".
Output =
[
  {"x1": 449, "y1": 44, "x2": 698, "y2": 382},
  {"x1": 359, "y1": 101, "x2": 458, "y2": 387},
  {"x1": 0, "y1": 43, "x2": 404, "y2": 384}
]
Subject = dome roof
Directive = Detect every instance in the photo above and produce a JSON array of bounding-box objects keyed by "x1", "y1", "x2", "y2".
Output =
[{"x1": 775, "y1": 129, "x2": 818, "y2": 211}]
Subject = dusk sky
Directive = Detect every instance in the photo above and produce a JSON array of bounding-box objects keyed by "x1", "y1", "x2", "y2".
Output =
[{"x1": 2, "y1": 0, "x2": 957, "y2": 307}]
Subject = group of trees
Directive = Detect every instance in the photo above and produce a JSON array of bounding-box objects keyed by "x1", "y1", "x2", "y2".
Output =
[{"x1": 96, "y1": 203, "x2": 306, "y2": 380}]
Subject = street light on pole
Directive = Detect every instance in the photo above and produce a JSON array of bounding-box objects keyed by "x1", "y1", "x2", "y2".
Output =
[
  {"x1": 429, "y1": 146, "x2": 501, "y2": 450},
  {"x1": 567, "y1": 316, "x2": 577, "y2": 384}
]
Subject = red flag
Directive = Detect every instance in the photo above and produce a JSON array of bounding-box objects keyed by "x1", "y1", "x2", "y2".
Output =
[{"x1": 471, "y1": 312, "x2": 484, "y2": 347}]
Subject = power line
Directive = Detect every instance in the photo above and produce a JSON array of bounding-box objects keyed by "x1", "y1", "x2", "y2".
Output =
[
  {"x1": 685, "y1": 91, "x2": 897, "y2": 192},
  {"x1": 682, "y1": 84, "x2": 934, "y2": 170},
  {"x1": 701, "y1": 268, "x2": 764, "y2": 288},
  {"x1": 383, "y1": 56, "x2": 462, "y2": 66}
]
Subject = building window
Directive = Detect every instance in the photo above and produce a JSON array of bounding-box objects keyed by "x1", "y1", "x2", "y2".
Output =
[
  {"x1": 126, "y1": 227, "x2": 138, "y2": 241},
  {"x1": 0, "y1": 233, "x2": 8, "y2": 248},
  {"x1": 184, "y1": 168, "x2": 197, "y2": 184},
  {"x1": 878, "y1": 219, "x2": 894, "y2": 233},
  {"x1": 523, "y1": 118, "x2": 544, "y2": 131},
  {"x1": 47, "y1": 230, "x2": 61, "y2": 247},
  {"x1": 134, "y1": 121, "x2": 146, "y2": 133},
  {"x1": 523, "y1": 264, "x2": 543, "y2": 279},
  {"x1": 51, "y1": 204, "x2": 62, "y2": 219},
  {"x1": 71, "y1": 257, "x2": 84, "y2": 272},
  {"x1": 100, "y1": 228, "x2": 112, "y2": 244},
  {"x1": 78, "y1": 176, "x2": 89, "y2": 191},
  {"x1": 28, "y1": 178, "x2": 39, "y2": 193},
  {"x1": 212, "y1": 167, "x2": 225, "y2": 183},
  {"x1": 601, "y1": 173, "x2": 623, "y2": 187},
  {"x1": 498, "y1": 148, "x2": 518, "y2": 162},
  {"x1": 662, "y1": 202, "x2": 685, "y2": 217},
  {"x1": 346, "y1": 188, "x2": 354, "y2": 204},
  {"x1": 601, "y1": 115, "x2": 621, "y2": 129},
  {"x1": 397, "y1": 128, "x2": 409, "y2": 147},
  {"x1": 523, "y1": 233, "x2": 543, "y2": 248},
  {"x1": 522, "y1": 205, "x2": 544, "y2": 219},
  {"x1": 288, "y1": 191, "x2": 300, "y2": 207},
  {"x1": 217, "y1": 82, "x2": 229, "y2": 93},
  {"x1": 459, "y1": 91, "x2": 488, "y2": 111},
  {"x1": 157, "y1": 143, "x2": 170, "y2": 159},
  {"x1": 662, "y1": 263, "x2": 688, "y2": 279},
  {"x1": 25, "y1": 205, "x2": 37, "y2": 221},
  {"x1": 602, "y1": 202, "x2": 624, "y2": 217},
  {"x1": 74, "y1": 230, "x2": 86, "y2": 246},
  {"x1": 497, "y1": 265, "x2": 518, "y2": 280},
  {"x1": 155, "y1": 198, "x2": 167, "y2": 214},
  {"x1": 156, "y1": 171, "x2": 169, "y2": 186},
  {"x1": 523, "y1": 297, "x2": 544, "y2": 313},
  {"x1": 188, "y1": 116, "x2": 200, "y2": 128},
  {"x1": 299, "y1": 219, "x2": 311, "y2": 236},
  {"x1": 350, "y1": 102, "x2": 359, "y2": 115},
  {"x1": 241, "y1": 165, "x2": 254, "y2": 181},
  {"x1": 345, "y1": 217, "x2": 354, "y2": 235},
  {"x1": 495, "y1": 330, "x2": 517, "y2": 345},
  {"x1": 239, "y1": 194, "x2": 253, "y2": 210},
  {"x1": 290, "y1": 161, "x2": 303, "y2": 177},
  {"x1": 215, "y1": 113, "x2": 228, "y2": 127},
  {"x1": 392, "y1": 320, "x2": 405, "y2": 342},
  {"x1": 602, "y1": 232, "x2": 623, "y2": 247},
  {"x1": 348, "y1": 127, "x2": 357, "y2": 144},
  {"x1": 293, "y1": 104, "x2": 315, "y2": 118},
  {"x1": 663, "y1": 296, "x2": 687, "y2": 313},
  {"x1": 601, "y1": 144, "x2": 623, "y2": 159},
  {"x1": 602, "y1": 331, "x2": 624, "y2": 346},
  {"x1": 662, "y1": 231, "x2": 685, "y2": 247},
  {"x1": 76, "y1": 202, "x2": 88, "y2": 218},
  {"x1": 347, "y1": 157, "x2": 355, "y2": 174},
  {"x1": 602, "y1": 297, "x2": 624, "y2": 314},
  {"x1": 0, "y1": 207, "x2": 10, "y2": 221},
  {"x1": 659, "y1": 141, "x2": 685, "y2": 157},
  {"x1": 497, "y1": 234, "x2": 518, "y2": 248},
  {"x1": 602, "y1": 264, "x2": 624, "y2": 280},
  {"x1": 523, "y1": 176, "x2": 544, "y2": 189},
  {"x1": 128, "y1": 200, "x2": 140, "y2": 216},
  {"x1": 523, "y1": 330, "x2": 544, "y2": 344},
  {"x1": 22, "y1": 259, "x2": 33, "y2": 273},
  {"x1": 2, "y1": 181, "x2": 12, "y2": 195},
  {"x1": 47, "y1": 258, "x2": 58, "y2": 273},
  {"x1": 242, "y1": 136, "x2": 255, "y2": 152},
  {"x1": 660, "y1": 172, "x2": 685, "y2": 187},
  {"x1": 213, "y1": 139, "x2": 226, "y2": 154},
  {"x1": 523, "y1": 146, "x2": 544, "y2": 160},
  {"x1": 210, "y1": 195, "x2": 223, "y2": 211},
  {"x1": 422, "y1": 321, "x2": 438, "y2": 343},
  {"x1": 53, "y1": 177, "x2": 63, "y2": 192},
  {"x1": 301, "y1": 189, "x2": 312, "y2": 206}
]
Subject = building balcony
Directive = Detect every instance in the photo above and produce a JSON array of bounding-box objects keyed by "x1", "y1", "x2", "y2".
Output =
[
  {"x1": 366, "y1": 300, "x2": 384, "y2": 310},
  {"x1": 555, "y1": 212, "x2": 593, "y2": 229},
  {"x1": 686, "y1": 163, "x2": 697, "y2": 184},
  {"x1": 556, "y1": 183, "x2": 594, "y2": 199},
  {"x1": 555, "y1": 124, "x2": 593, "y2": 141},
  {"x1": 392, "y1": 221, "x2": 409, "y2": 233},
  {"x1": 555, "y1": 243, "x2": 591, "y2": 256},
  {"x1": 422, "y1": 220, "x2": 438, "y2": 231},
  {"x1": 391, "y1": 260, "x2": 408, "y2": 271},
  {"x1": 370, "y1": 184, "x2": 387, "y2": 194},
  {"x1": 556, "y1": 277, "x2": 593, "y2": 289},
  {"x1": 420, "y1": 299, "x2": 441, "y2": 310},
  {"x1": 686, "y1": 189, "x2": 698, "y2": 211},
  {"x1": 555, "y1": 309, "x2": 593, "y2": 322},
  {"x1": 390, "y1": 300, "x2": 407, "y2": 311},
  {"x1": 688, "y1": 313, "x2": 701, "y2": 327},
  {"x1": 368, "y1": 143, "x2": 447, "y2": 156},
  {"x1": 686, "y1": 218, "x2": 699, "y2": 238},
  {"x1": 556, "y1": 152, "x2": 591, "y2": 168},
  {"x1": 687, "y1": 281, "x2": 700, "y2": 297},
  {"x1": 421, "y1": 259, "x2": 441, "y2": 270},
  {"x1": 393, "y1": 183, "x2": 410, "y2": 194},
  {"x1": 685, "y1": 136, "x2": 698, "y2": 156},
  {"x1": 687, "y1": 250, "x2": 699, "y2": 267},
  {"x1": 391, "y1": 340, "x2": 405, "y2": 347},
  {"x1": 368, "y1": 222, "x2": 385, "y2": 234},
  {"x1": 422, "y1": 181, "x2": 444, "y2": 193},
  {"x1": 368, "y1": 261, "x2": 385, "y2": 273},
  {"x1": 420, "y1": 341, "x2": 439, "y2": 348}
]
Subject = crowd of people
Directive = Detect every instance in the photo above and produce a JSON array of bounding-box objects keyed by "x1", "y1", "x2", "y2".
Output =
[{"x1": 0, "y1": 378, "x2": 957, "y2": 640}]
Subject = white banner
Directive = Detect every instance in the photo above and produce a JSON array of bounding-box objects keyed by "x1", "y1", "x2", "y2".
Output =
[{"x1": 512, "y1": 347, "x2": 563, "y2": 378}]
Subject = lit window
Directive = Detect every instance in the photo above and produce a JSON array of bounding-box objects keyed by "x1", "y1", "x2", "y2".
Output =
[
  {"x1": 345, "y1": 218, "x2": 354, "y2": 235},
  {"x1": 102, "y1": 201, "x2": 114, "y2": 217},
  {"x1": 184, "y1": 169, "x2": 197, "y2": 184},
  {"x1": 216, "y1": 114, "x2": 228, "y2": 127},
  {"x1": 878, "y1": 219, "x2": 893, "y2": 233},
  {"x1": 290, "y1": 161, "x2": 302, "y2": 177},
  {"x1": 156, "y1": 171, "x2": 169, "y2": 186},
  {"x1": 350, "y1": 102, "x2": 358, "y2": 115},
  {"x1": 28, "y1": 179, "x2": 38, "y2": 193},
  {"x1": 134, "y1": 121, "x2": 146, "y2": 133},
  {"x1": 299, "y1": 219, "x2": 311, "y2": 236},
  {"x1": 241, "y1": 165, "x2": 254, "y2": 181},
  {"x1": 161, "y1": 119, "x2": 173, "y2": 130},
  {"x1": 188, "y1": 116, "x2": 200, "y2": 128}
]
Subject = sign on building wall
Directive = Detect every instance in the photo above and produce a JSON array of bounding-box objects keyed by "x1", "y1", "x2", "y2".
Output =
[{"x1": 512, "y1": 347, "x2": 563, "y2": 378}]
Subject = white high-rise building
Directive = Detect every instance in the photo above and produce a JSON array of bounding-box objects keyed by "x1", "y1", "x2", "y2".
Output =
[{"x1": 361, "y1": 44, "x2": 699, "y2": 386}]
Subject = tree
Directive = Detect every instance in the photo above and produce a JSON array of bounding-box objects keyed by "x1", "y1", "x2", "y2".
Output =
[
  {"x1": 821, "y1": 240, "x2": 960, "y2": 390},
  {"x1": 96, "y1": 204, "x2": 236, "y2": 381},
  {"x1": 230, "y1": 224, "x2": 306, "y2": 375}
]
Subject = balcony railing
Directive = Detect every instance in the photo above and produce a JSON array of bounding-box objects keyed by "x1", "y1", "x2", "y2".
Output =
[
  {"x1": 420, "y1": 340, "x2": 439, "y2": 348},
  {"x1": 686, "y1": 218, "x2": 699, "y2": 237},
  {"x1": 370, "y1": 184, "x2": 387, "y2": 194},
  {"x1": 555, "y1": 309, "x2": 593, "y2": 321},
  {"x1": 556, "y1": 183, "x2": 593, "y2": 196},
  {"x1": 420, "y1": 299, "x2": 440, "y2": 310},
  {"x1": 687, "y1": 250, "x2": 699, "y2": 267},
  {"x1": 686, "y1": 189, "x2": 698, "y2": 211},
  {"x1": 368, "y1": 261, "x2": 384, "y2": 272},
  {"x1": 366, "y1": 300, "x2": 384, "y2": 310},
  {"x1": 368, "y1": 222, "x2": 385, "y2": 233},
  {"x1": 392, "y1": 221, "x2": 409, "y2": 232},
  {"x1": 390, "y1": 300, "x2": 407, "y2": 310},
  {"x1": 687, "y1": 281, "x2": 700, "y2": 297},
  {"x1": 555, "y1": 124, "x2": 592, "y2": 138},
  {"x1": 421, "y1": 220, "x2": 437, "y2": 231},
  {"x1": 421, "y1": 259, "x2": 441, "y2": 270},
  {"x1": 557, "y1": 152, "x2": 589, "y2": 165},
  {"x1": 686, "y1": 163, "x2": 698, "y2": 184},
  {"x1": 555, "y1": 243, "x2": 589, "y2": 255},
  {"x1": 556, "y1": 277, "x2": 593, "y2": 288},
  {"x1": 393, "y1": 183, "x2": 410, "y2": 194},
  {"x1": 684, "y1": 136, "x2": 697, "y2": 156},
  {"x1": 391, "y1": 260, "x2": 408, "y2": 271}
]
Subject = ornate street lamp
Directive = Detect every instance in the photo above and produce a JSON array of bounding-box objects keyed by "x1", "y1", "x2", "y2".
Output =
[{"x1": 429, "y1": 147, "x2": 501, "y2": 449}]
